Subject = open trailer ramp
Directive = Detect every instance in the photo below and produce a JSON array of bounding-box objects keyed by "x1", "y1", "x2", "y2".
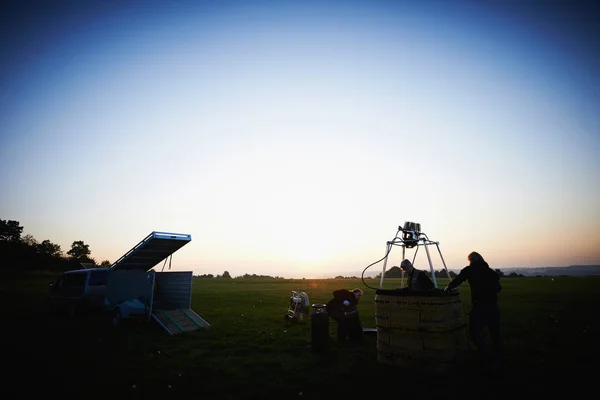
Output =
[
  {"x1": 105, "y1": 232, "x2": 210, "y2": 334},
  {"x1": 152, "y1": 308, "x2": 211, "y2": 335},
  {"x1": 109, "y1": 231, "x2": 191, "y2": 272}
]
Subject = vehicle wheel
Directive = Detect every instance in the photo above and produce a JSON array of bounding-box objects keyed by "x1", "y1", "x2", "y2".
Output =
[{"x1": 112, "y1": 309, "x2": 122, "y2": 327}]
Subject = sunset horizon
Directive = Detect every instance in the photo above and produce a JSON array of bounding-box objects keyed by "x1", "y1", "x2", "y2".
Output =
[{"x1": 2, "y1": 0, "x2": 599, "y2": 280}]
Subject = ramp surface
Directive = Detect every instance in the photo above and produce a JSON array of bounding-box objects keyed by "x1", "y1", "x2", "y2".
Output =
[
  {"x1": 152, "y1": 309, "x2": 210, "y2": 335},
  {"x1": 109, "y1": 232, "x2": 191, "y2": 272}
]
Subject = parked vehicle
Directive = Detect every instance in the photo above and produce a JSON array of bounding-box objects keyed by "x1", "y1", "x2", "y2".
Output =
[
  {"x1": 47, "y1": 268, "x2": 108, "y2": 318},
  {"x1": 44, "y1": 231, "x2": 209, "y2": 333}
]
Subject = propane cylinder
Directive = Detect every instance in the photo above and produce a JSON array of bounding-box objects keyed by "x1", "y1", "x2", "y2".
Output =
[{"x1": 310, "y1": 303, "x2": 329, "y2": 353}]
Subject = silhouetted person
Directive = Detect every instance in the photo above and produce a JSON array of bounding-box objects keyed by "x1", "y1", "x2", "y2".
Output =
[
  {"x1": 446, "y1": 251, "x2": 503, "y2": 371},
  {"x1": 326, "y1": 288, "x2": 363, "y2": 343},
  {"x1": 400, "y1": 259, "x2": 434, "y2": 291}
]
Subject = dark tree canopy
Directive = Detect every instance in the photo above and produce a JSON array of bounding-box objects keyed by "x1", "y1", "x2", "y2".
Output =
[
  {"x1": 67, "y1": 240, "x2": 94, "y2": 263},
  {"x1": 38, "y1": 239, "x2": 63, "y2": 258},
  {"x1": 0, "y1": 219, "x2": 23, "y2": 242},
  {"x1": 221, "y1": 270, "x2": 232, "y2": 279},
  {"x1": 384, "y1": 266, "x2": 403, "y2": 278}
]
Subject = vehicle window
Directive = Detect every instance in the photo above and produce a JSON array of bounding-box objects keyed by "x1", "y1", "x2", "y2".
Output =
[
  {"x1": 63, "y1": 272, "x2": 87, "y2": 287},
  {"x1": 89, "y1": 270, "x2": 108, "y2": 286}
]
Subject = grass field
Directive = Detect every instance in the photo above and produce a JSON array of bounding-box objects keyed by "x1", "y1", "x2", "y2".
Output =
[{"x1": 1, "y1": 273, "x2": 598, "y2": 399}]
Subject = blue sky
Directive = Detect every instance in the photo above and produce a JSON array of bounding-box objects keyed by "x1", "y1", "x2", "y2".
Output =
[{"x1": 1, "y1": 0, "x2": 599, "y2": 278}]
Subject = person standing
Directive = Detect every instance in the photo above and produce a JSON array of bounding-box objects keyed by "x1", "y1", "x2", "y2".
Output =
[
  {"x1": 400, "y1": 259, "x2": 434, "y2": 291},
  {"x1": 446, "y1": 251, "x2": 503, "y2": 370},
  {"x1": 325, "y1": 288, "x2": 364, "y2": 343}
]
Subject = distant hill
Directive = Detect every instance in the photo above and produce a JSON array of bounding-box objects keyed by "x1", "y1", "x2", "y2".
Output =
[{"x1": 497, "y1": 265, "x2": 600, "y2": 277}]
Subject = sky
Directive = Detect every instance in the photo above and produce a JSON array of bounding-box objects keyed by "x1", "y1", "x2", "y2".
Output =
[{"x1": 1, "y1": 0, "x2": 599, "y2": 279}]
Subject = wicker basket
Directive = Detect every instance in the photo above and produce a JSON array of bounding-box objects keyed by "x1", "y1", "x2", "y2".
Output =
[{"x1": 374, "y1": 289, "x2": 468, "y2": 370}]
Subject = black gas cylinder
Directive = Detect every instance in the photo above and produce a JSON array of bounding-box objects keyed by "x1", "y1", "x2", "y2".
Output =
[{"x1": 310, "y1": 303, "x2": 329, "y2": 352}]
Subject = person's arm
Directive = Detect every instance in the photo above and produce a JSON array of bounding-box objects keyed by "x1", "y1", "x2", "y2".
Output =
[
  {"x1": 446, "y1": 267, "x2": 468, "y2": 290},
  {"x1": 330, "y1": 290, "x2": 352, "y2": 312},
  {"x1": 342, "y1": 292, "x2": 356, "y2": 311}
]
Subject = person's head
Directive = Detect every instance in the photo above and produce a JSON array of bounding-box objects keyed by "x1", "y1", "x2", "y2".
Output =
[
  {"x1": 468, "y1": 251, "x2": 485, "y2": 265},
  {"x1": 352, "y1": 288, "x2": 363, "y2": 301},
  {"x1": 400, "y1": 259, "x2": 414, "y2": 273}
]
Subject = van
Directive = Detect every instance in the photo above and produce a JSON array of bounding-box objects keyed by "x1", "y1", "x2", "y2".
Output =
[{"x1": 47, "y1": 268, "x2": 108, "y2": 318}]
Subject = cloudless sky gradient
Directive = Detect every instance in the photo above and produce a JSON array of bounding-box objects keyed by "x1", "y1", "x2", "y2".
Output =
[{"x1": 1, "y1": 0, "x2": 599, "y2": 278}]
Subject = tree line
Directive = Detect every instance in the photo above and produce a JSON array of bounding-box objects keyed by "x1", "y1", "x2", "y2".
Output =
[
  {"x1": 1, "y1": 218, "x2": 111, "y2": 273},
  {"x1": 194, "y1": 272, "x2": 286, "y2": 279},
  {"x1": 3, "y1": 217, "x2": 521, "y2": 278},
  {"x1": 1, "y1": 218, "x2": 286, "y2": 278}
]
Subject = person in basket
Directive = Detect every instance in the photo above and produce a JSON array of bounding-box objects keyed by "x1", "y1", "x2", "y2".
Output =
[{"x1": 400, "y1": 259, "x2": 434, "y2": 291}]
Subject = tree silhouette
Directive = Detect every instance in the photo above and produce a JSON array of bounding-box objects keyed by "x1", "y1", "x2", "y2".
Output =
[
  {"x1": 22, "y1": 234, "x2": 38, "y2": 247},
  {"x1": 67, "y1": 240, "x2": 94, "y2": 263},
  {"x1": 37, "y1": 240, "x2": 62, "y2": 258},
  {"x1": 0, "y1": 219, "x2": 23, "y2": 242},
  {"x1": 384, "y1": 266, "x2": 403, "y2": 278},
  {"x1": 221, "y1": 270, "x2": 232, "y2": 279}
]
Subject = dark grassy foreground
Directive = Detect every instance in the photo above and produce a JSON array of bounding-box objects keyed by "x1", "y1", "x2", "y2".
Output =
[{"x1": 1, "y1": 274, "x2": 598, "y2": 399}]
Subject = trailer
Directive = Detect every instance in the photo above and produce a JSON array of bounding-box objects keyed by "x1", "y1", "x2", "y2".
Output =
[{"x1": 104, "y1": 231, "x2": 210, "y2": 334}]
